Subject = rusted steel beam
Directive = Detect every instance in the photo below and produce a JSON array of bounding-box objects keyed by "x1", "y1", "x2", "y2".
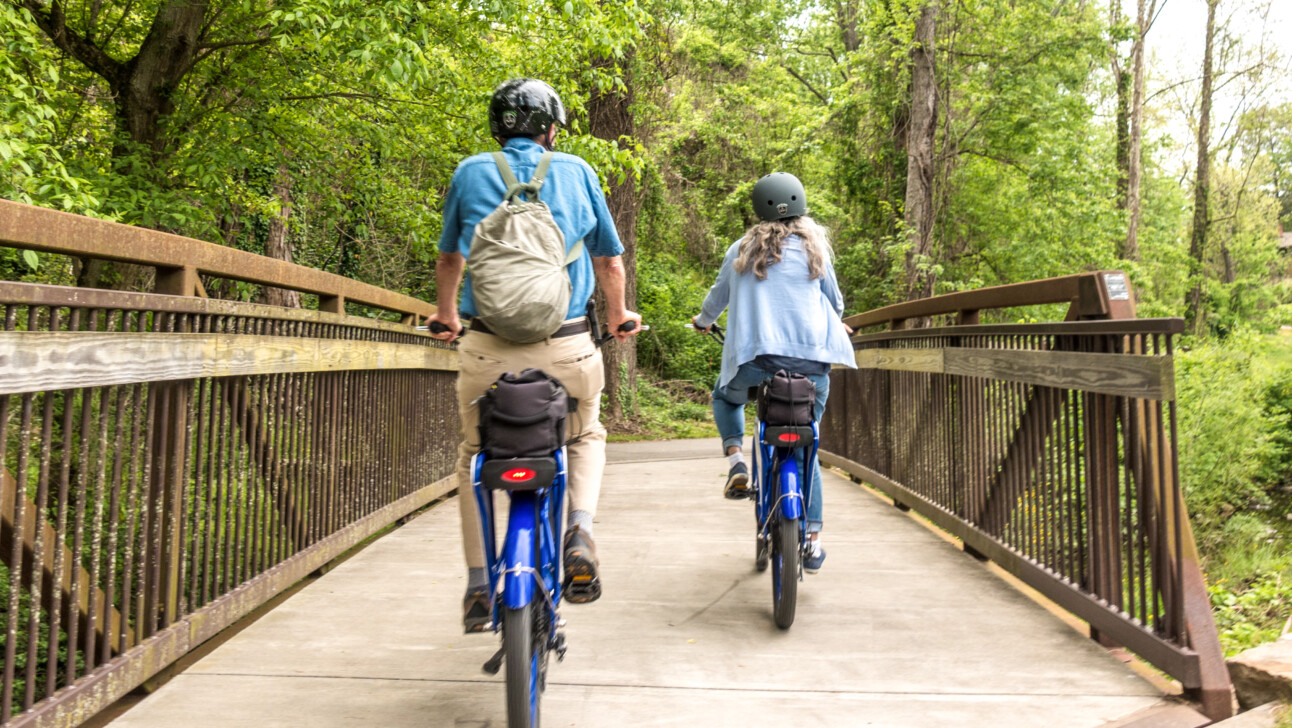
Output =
[
  {"x1": 818, "y1": 450, "x2": 1203, "y2": 686},
  {"x1": 4, "y1": 474, "x2": 456, "y2": 728},
  {"x1": 0, "y1": 332, "x2": 458, "y2": 395},
  {"x1": 0, "y1": 282, "x2": 427, "y2": 336},
  {"x1": 844, "y1": 270, "x2": 1137, "y2": 330},
  {"x1": 0, "y1": 200, "x2": 434, "y2": 320}
]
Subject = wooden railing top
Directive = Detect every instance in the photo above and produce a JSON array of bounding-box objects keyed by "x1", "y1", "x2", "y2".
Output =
[
  {"x1": 0, "y1": 200, "x2": 434, "y2": 321},
  {"x1": 843, "y1": 271, "x2": 1137, "y2": 330}
]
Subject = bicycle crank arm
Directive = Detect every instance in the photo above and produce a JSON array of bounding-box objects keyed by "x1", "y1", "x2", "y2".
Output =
[{"x1": 481, "y1": 646, "x2": 504, "y2": 675}]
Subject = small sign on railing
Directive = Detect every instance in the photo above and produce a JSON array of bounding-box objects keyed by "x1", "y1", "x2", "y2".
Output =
[{"x1": 1103, "y1": 272, "x2": 1130, "y2": 301}]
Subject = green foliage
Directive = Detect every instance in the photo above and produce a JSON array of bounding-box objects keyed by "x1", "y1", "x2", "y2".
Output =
[
  {"x1": 1176, "y1": 333, "x2": 1289, "y2": 540},
  {"x1": 608, "y1": 375, "x2": 719, "y2": 442},
  {"x1": 0, "y1": 5, "x2": 97, "y2": 212},
  {"x1": 1, "y1": 0, "x2": 646, "y2": 300},
  {"x1": 1208, "y1": 564, "x2": 1292, "y2": 656},
  {"x1": 636, "y1": 251, "x2": 724, "y2": 385}
]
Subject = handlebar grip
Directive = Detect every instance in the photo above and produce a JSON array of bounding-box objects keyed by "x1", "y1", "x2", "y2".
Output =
[
  {"x1": 617, "y1": 321, "x2": 638, "y2": 333},
  {"x1": 429, "y1": 321, "x2": 464, "y2": 337}
]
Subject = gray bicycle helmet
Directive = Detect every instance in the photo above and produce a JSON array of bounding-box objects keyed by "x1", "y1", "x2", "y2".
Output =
[
  {"x1": 752, "y1": 172, "x2": 807, "y2": 221},
  {"x1": 489, "y1": 78, "x2": 567, "y2": 139}
]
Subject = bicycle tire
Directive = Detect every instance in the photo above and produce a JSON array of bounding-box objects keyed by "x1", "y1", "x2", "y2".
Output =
[
  {"x1": 503, "y1": 601, "x2": 543, "y2": 728},
  {"x1": 771, "y1": 515, "x2": 800, "y2": 629}
]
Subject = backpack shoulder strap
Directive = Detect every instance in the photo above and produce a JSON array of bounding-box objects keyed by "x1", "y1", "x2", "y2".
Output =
[
  {"x1": 493, "y1": 150, "x2": 554, "y2": 203},
  {"x1": 531, "y1": 151, "x2": 554, "y2": 186},
  {"x1": 492, "y1": 151, "x2": 520, "y2": 189}
]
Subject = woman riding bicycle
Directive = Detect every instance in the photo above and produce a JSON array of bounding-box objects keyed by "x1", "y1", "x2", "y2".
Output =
[{"x1": 692, "y1": 172, "x2": 856, "y2": 572}]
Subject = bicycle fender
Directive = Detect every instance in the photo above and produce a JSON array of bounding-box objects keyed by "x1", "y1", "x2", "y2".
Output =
[
  {"x1": 778, "y1": 462, "x2": 803, "y2": 521},
  {"x1": 502, "y1": 492, "x2": 539, "y2": 610}
]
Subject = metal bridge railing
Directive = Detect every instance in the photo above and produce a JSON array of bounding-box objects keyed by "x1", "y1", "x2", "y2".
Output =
[
  {"x1": 819, "y1": 271, "x2": 1235, "y2": 721},
  {"x1": 0, "y1": 202, "x2": 458, "y2": 727}
]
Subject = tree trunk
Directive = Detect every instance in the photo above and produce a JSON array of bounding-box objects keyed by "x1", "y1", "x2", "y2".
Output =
[
  {"x1": 589, "y1": 57, "x2": 639, "y2": 424},
  {"x1": 903, "y1": 0, "x2": 940, "y2": 302},
  {"x1": 109, "y1": 0, "x2": 210, "y2": 158},
  {"x1": 835, "y1": 1, "x2": 861, "y2": 53},
  {"x1": 1111, "y1": 0, "x2": 1129, "y2": 219},
  {"x1": 1186, "y1": 0, "x2": 1218, "y2": 334},
  {"x1": 1115, "y1": 66, "x2": 1130, "y2": 211},
  {"x1": 262, "y1": 167, "x2": 301, "y2": 309},
  {"x1": 1124, "y1": 0, "x2": 1157, "y2": 263}
]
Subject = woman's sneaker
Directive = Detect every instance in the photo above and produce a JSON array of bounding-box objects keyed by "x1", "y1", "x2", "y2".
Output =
[
  {"x1": 804, "y1": 538, "x2": 826, "y2": 573},
  {"x1": 724, "y1": 462, "x2": 751, "y2": 499}
]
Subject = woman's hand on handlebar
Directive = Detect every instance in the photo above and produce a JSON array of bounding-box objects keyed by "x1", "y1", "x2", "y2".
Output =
[
  {"x1": 690, "y1": 315, "x2": 711, "y2": 334},
  {"x1": 426, "y1": 312, "x2": 463, "y2": 342}
]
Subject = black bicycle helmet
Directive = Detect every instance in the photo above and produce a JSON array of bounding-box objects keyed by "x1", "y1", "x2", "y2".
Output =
[
  {"x1": 751, "y1": 172, "x2": 807, "y2": 221},
  {"x1": 489, "y1": 78, "x2": 567, "y2": 139}
]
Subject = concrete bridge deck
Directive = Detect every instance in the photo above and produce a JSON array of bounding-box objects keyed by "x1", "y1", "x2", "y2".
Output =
[{"x1": 105, "y1": 439, "x2": 1170, "y2": 727}]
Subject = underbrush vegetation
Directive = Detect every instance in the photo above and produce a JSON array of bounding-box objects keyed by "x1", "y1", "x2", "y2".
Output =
[
  {"x1": 607, "y1": 376, "x2": 718, "y2": 442},
  {"x1": 1178, "y1": 333, "x2": 1292, "y2": 655}
]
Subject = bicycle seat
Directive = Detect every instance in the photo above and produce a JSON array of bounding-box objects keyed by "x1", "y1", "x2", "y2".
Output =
[
  {"x1": 480, "y1": 456, "x2": 558, "y2": 491},
  {"x1": 762, "y1": 425, "x2": 814, "y2": 448}
]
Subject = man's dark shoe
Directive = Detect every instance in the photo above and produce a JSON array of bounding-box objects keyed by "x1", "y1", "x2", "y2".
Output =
[
  {"x1": 724, "y1": 461, "x2": 751, "y2": 500},
  {"x1": 562, "y1": 526, "x2": 601, "y2": 604},
  {"x1": 463, "y1": 587, "x2": 492, "y2": 634}
]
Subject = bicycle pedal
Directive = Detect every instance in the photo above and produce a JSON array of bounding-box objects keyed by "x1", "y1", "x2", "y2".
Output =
[
  {"x1": 482, "y1": 647, "x2": 504, "y2": 675},
  {"x1": 554, "y1": 631, "x2": 568, "y2": 662},
  {"x1": 564, "y1": 576, "x2": 602, "y2": 604}
]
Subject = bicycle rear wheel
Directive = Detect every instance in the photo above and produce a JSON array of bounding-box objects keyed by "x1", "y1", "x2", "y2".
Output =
[
  {"x1": 771, "y1": 515, "x2": 800, "y2": 629},
  {"x1": 503, "y1": 601, "x2": 546, "y2": 728}
]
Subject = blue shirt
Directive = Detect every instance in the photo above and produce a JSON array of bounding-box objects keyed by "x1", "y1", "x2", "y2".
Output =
[
  {"x1": 696, "y1": 235, "x2": 857, "y2": 387},
  {"x1": 437, "y1": 138, "x2": 624, "y2": 319}
]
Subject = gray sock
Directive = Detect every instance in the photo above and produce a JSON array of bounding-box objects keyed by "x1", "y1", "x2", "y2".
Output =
[
  {"x1": 467, "y1": 567, "x2": 488, "y2": 592},
  {"x1": 568, "y1": 509, "x2": 594, "y2": 537}
]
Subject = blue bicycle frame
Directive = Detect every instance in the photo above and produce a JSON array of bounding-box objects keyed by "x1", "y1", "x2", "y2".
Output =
[
  {"x1": 470, "y1": 448, "x2": 568, "y2": 621},
  {"x1": 752, "y1": 421, "x2": 820, "y2": 550}
]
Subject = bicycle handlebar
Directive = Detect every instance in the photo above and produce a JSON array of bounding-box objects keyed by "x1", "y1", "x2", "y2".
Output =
[{"x1": 687, "y1": 321, "x2": 725, "y2": 344}]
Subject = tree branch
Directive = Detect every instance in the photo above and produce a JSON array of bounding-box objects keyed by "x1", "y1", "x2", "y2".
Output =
[
  {"x1": 781, "y1": 64, "x2": 829, "y2": 105},
  {"x1": 17, "y1": 0, "x2": 124, "y2": 82},
  {"x1": 198, "y1": 35, "x2": 273, "y2": 53}
]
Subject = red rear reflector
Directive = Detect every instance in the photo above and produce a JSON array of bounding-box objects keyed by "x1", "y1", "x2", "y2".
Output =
[
  {"x1": 502, "y1": 468, "x2": 536, "y2": 482},
  {"x1": 777, "y1": 433, "x2": 801, "y2": 443}
]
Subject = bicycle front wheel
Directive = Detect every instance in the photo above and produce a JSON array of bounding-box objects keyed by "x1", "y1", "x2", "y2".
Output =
[
  {"x1": 503, "y1": 601, "x2": 544, "y2": 728},
  {"x1": 771, "y1": 515, "x2": 800, "y2": 629}
]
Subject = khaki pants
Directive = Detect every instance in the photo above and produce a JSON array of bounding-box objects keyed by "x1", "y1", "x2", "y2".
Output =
[{"x1": 455, "y1": 327, "x2": 607, "y2": 568}]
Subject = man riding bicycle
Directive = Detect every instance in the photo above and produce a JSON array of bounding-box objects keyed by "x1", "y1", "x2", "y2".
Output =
[
  {"x1": 692, "y1": 172, "x2": 855, "y2": 573},
  {"x1": 429, "y1": 78, "x2": 642, "y2": 632}
]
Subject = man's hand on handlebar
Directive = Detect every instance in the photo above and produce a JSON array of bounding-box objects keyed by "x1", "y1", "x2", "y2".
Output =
[
  {"x1": 607, "y1": 309, "x2": 643, "y2": 343},
  {"x1": 426, "y1": 312, "x2": 464, "y2": 343}
]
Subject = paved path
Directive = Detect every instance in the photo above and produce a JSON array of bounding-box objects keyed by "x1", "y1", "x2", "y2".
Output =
[{"x1": 107, "y1": 439, "x2": 1165, "y2": 727}]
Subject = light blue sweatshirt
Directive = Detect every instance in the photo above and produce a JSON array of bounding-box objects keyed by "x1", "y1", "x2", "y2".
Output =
[{"x1": 696, "y1": 234, "x2": 857, "y2": 387}]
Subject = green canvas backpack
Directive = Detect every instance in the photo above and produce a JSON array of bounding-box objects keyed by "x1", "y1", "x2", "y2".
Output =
[{"x1": 467, "y1": 151, "x2": 584, "y2": 344}]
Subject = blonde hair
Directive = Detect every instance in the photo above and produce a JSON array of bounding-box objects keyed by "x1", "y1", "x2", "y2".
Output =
[{"x1": 734, "y1": 216, "x2": 832, "y2": 281}]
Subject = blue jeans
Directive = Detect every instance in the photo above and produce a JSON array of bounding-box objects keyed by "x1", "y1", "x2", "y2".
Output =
[{"x1": 712, "y1": 363, "x2": 830, "y2": 533}]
